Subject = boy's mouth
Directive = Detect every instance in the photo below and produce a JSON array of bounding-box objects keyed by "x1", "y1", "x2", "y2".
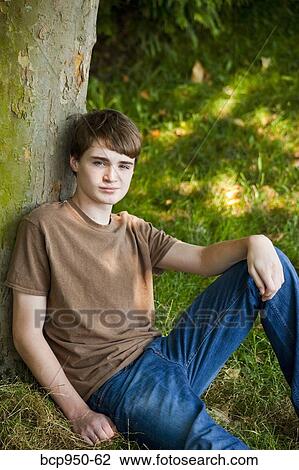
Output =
[{"x1": 99, "y1": 187, "x2": 119, "y2": 192}]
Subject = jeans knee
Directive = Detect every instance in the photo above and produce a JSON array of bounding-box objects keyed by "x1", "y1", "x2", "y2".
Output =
[
  {"x1": 273, "y1": 246, "x2": 299, "y2": 293},
  {"x1": 274, "y1": 246, "x2": 295, "y2": 272}
]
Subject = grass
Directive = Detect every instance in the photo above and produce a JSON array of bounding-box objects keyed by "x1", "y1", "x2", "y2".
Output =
[
  {"x1": 0, "y1": 379, "x2": 138, "y2": 450},
  {"x1": 1, "y1": 0, "x2": 298, "y2": 450}
]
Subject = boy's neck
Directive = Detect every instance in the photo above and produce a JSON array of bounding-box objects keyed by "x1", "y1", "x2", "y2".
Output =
[{"x1": 71, "y1": 192, "x2": 112, "y2": 226}]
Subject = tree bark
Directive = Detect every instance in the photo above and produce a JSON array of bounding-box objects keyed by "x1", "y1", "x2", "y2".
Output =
[{"x1": 0, "y1": 0, "x2": 100, "y2": 378}]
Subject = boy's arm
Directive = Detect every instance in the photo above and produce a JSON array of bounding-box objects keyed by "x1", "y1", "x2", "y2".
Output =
[
  {"x1": 156, "y1": 235, "x2": 284, "y2": 301},
  {"x1": 155, "y1": 238, "x2": 250, "y2": 276},
  {"x1": 12, "y1": 290, "x2": 117, "y2": 445}
]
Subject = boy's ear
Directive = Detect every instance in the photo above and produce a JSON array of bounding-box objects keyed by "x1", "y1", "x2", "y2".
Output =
[{"x1": 70, "y1": 154, "x2": 79, "y2": 174}]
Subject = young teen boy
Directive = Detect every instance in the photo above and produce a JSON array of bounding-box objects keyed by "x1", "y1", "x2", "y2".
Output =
[{"x1": 4, "y1": 109, "x2": 299, "y2": 450}]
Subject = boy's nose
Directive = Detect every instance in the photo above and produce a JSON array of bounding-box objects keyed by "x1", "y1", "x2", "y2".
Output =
[{"x1": 103, "y1": 165, "x2": 118, "y2": 182}]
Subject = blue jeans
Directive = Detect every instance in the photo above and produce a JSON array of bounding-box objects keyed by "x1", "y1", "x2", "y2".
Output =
[{"x1": 87, "y1": 247, "x2": 299, "y2": 449}]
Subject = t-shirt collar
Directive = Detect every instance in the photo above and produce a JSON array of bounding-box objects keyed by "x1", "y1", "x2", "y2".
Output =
[{"x1": 65, "y1": 198, "x2": 118, "y2": 231}]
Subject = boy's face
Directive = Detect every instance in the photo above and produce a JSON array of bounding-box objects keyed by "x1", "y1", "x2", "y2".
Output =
[{"x1": 70, "y1": 141, "x2": 135, "y2": 207}]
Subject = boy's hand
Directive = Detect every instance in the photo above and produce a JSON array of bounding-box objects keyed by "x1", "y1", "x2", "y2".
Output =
[
  {"x1": 70, "y1": 408, "x2": 118, "y2": 446},
  {"x1": 247, "y1": 235, "x2": 285, "y2": 302}
]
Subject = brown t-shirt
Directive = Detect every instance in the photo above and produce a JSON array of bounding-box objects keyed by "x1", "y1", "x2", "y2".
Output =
[{"x1": 4, "y1": 198, "x2": 180, "y2": 401}]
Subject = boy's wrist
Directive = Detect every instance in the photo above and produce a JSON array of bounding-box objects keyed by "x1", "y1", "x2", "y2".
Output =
[
  {"x1": 246, "y1": 234, "x2": 269, "y2": 252},
  {"x1": 63, "y1": 402, "x2": 91, "y2": 421}
]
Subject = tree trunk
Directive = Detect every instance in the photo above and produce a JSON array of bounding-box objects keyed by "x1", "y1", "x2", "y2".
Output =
[{"x1": 0, "y1": 0, "x2": 100, "y2": 378}]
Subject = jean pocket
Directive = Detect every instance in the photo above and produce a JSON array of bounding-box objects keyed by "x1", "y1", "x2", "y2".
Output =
[{"x1": 95, "y1": 366, "x2": 131, "y2": 408}]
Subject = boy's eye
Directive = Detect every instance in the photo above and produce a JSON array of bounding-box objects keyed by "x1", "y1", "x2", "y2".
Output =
[{"x1": 93, "y1": 161, "x2": 131, "y2": 170}]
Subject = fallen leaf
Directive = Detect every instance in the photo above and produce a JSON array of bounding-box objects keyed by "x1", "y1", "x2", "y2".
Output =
[
  {"x1": 225, "y1": 368, "x2": 241, "y2": 380},
  {"x1": 261, "y1": 56, "x2": 271, "y2": 70},
  {"x1": 150, "y1": 129, "x2": 161, "y2": 138},
  {"x1": 122, "y1": 74, "x2": 129, "y2": 82},
  {"x1": 191, "y1": 60, "x2": 206, "y2": 83},
  {"x1": 174, "y1": 128, "x2": 187, "y2": 136},
  {"x1": 139, "y1": 90, "x2": 150, "y2": 100},
  {"x1": 223, "y1": 86, "x2": 234, "y2": 96},
  {"x1": 233, "y1": 118, "x2": 245, "y2": 127}
]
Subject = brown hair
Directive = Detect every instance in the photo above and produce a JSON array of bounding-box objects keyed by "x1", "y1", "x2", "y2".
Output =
[{"x1": 68, "y1": 108, "x2": 142, "y2": 177}]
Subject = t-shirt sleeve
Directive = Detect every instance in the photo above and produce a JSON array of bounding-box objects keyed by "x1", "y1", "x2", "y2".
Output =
[
  {"x1": 138, "y1": 218, "x2": 180, "y2": 275},
  {"x1": 4, "y1": 218, "x2": 50, "y2": 295}
]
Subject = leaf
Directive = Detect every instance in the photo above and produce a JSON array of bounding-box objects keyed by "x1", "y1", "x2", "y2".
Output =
[
  {"x1": 191, "y1": 60, "x2": 205, "y2": 83},
  {"x1": 233, "y1": 118, "x2": 245, "y2": 127},
  {"x1": 139, "y1": 90, "x2": 150, "y2": 100},
  {"x1": 223, "y1": 86, "x2": 234, "y2": 96},
  {"x1": 261, "y1": 56, "x2": 271, "y2": 70},
  {"x1": 174, "y1": 128, "x2": 187, "y2": 136},
  {"x1": 225, "y1": 368, "x2": 241, "y2": 380},
  {"x1": 150, "y1": 129, "x2": 161, "y2": 138}
]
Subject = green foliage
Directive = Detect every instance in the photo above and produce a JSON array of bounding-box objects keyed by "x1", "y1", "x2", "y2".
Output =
[{"x1": 98, "y1": 0, "x2": 253, "y2": 57}]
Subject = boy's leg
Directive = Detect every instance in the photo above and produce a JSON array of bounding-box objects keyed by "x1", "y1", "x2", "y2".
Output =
[
  {"x1": 135, "y1": 254, "x2": 260, "y2": 449},
  {"x1": 152, "y1": 246, "x2": 299, "y2": 413},
  {"x1": 87, "y1": 347, "x2": 249, "y2": 449}
]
